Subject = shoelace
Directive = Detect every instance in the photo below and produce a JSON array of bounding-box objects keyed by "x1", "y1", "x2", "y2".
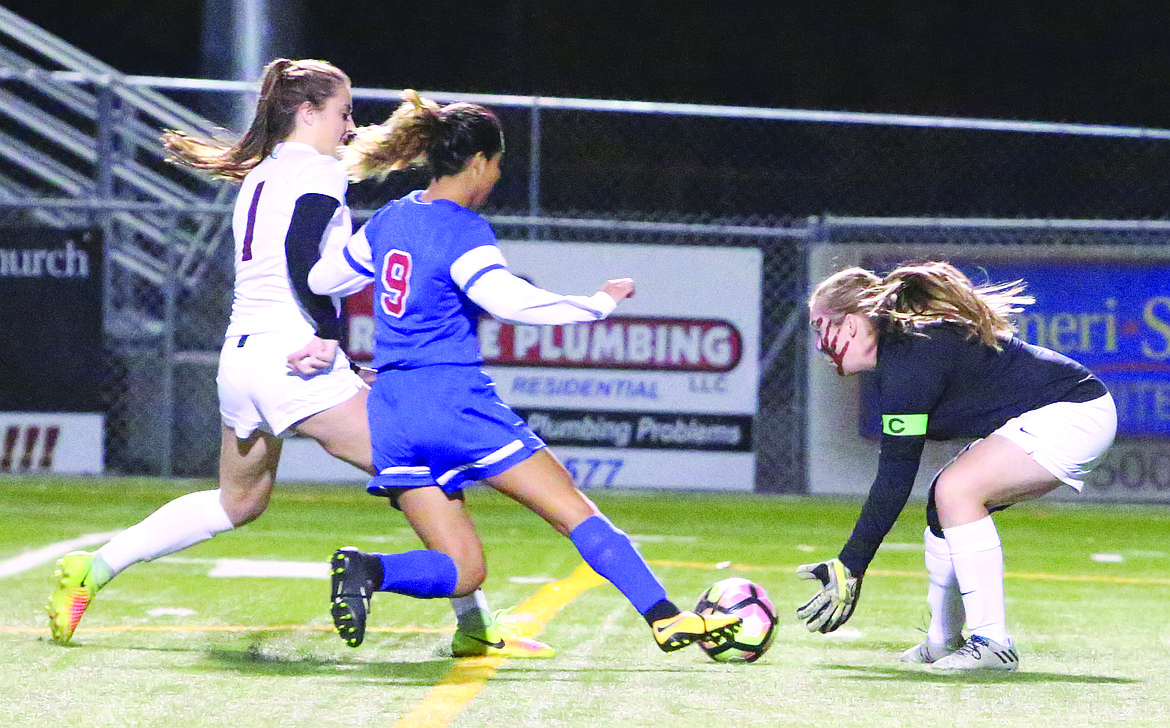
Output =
[{"x1": 954, "y1": 637, "x2": 988, "y2": 658}]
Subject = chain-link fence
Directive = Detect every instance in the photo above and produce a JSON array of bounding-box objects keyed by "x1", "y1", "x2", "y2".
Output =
[{"x1": 3, "y1": 73, "x2": 1169, "y2": 492}]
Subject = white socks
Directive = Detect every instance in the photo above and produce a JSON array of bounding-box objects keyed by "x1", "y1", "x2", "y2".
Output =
[
  {"x1": 944, "y1": 516, "x2": 1009, "y2": 645},
  {"x1": 923, "y1": 528, "x2": 964, "y2": 645},
  {"x1": 450, "y1": 590, "x2": 492, "y2": 634},
  {"x1": 95, "y1": 489, "x2": 235, "y2": 577},
  {"x1": 94, "y1": 488, "x2": 502, "y2": 639}
]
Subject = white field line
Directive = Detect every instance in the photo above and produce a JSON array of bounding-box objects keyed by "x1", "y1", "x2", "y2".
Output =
[{"x1": 0, "y1": 532, "x2": 119, "y2": 578}]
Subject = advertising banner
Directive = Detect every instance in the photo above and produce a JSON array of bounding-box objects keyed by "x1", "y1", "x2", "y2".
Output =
[
  {"x1": 0, "y1": 227, "x2": 105, "y2": 474},
  {"x1": 809, "y1": 243, "x2": 1170, "y2": 502},
  {"x1": 0, "y1": 227, "x2": 104, "y2": 413},
  {"x1": 0, "y1": 412, "x2": 103, "y2": 474}
]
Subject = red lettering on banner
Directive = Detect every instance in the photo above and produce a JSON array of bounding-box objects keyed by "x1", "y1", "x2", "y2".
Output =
[
  {"x1": 1, "y1": 426, "x2": 17, "y2": 470},
  {"x1": 1, "y1": 424, "x2": 61, "y2": 472},
  {"x1": 40, "y1": 426, "x2": 60, "y2": 469},
  {"x1": 343, "y1": 285, "x2": 745, "y2": 373},
  {"x1": 20, "y1": 425, "x2": 39, "y2": 470},
  {"x1": 482, "y1": 316, "x2": 743, "y2": 372}
]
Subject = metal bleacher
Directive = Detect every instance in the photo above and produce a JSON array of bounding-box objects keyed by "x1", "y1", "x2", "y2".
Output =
[{"x1": 0, "y1": 3, "x2": 235, "y2": 301}]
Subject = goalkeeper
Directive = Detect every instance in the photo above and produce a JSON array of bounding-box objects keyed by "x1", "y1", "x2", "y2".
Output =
[{"x1": 797, "y1": 262, "x2": 1116, "y2": 672}]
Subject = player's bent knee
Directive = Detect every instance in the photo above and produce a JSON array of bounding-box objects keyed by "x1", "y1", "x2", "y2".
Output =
[
  {"x1": 933, "y1": 473, "x2": 996, "y2": 526},
  {"x1": 220, "y1": 490, "x2": 271, "y2": 526}
]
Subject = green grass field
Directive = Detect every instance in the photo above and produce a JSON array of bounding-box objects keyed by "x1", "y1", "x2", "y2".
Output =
[{"x1": 2, "y1": 476, "x2": 1169, "y2": 727}]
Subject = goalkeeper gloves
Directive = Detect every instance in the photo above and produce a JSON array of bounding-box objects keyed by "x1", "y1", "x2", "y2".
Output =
[{"x1": 795, "y1": 558, "x2": 863, "y2": 633}]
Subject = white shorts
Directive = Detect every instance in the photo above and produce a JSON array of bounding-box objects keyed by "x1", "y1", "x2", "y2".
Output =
[
  {"x1": 217, "y1": 331, "x2": 365, "y2": 439},
  {"x1": 993, "y1": 393, "x2": 1117, "y2": 490}
]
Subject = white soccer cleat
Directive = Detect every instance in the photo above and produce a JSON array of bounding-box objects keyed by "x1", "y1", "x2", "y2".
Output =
[
  {"x1": 899, "y1": 636, "x2": 965, "y2": 664},
  {"x1": 930, "y1": 635, "x2": 1019, "y2": 671}
]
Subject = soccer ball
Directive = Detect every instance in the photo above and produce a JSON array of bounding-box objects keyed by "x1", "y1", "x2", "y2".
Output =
[{"x1": 695, "y1": 577, "x2": 777, "y2": 663}]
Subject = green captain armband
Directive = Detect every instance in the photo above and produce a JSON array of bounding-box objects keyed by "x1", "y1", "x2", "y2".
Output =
[{"x1": 882, "y1": 414, "x2": 928, "y2": 436}]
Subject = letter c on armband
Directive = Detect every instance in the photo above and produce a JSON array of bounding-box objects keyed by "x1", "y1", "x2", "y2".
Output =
[{"x1": 882, "y1": 414, "x2": 928, "y2": 436}]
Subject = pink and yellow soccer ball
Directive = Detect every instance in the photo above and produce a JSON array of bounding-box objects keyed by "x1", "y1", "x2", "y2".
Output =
[{"x1": 695, "y1": 577, "x2": 778, "y2": 663}]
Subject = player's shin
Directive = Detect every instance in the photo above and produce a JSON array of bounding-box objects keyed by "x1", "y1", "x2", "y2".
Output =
[
  {"x1": 924, "y1": 528, "x2": 964, "y2": 644},
  {"x1": 945, "y1": 516, "x2": 1009, "y2": 645},
  {"x1": 569, "y1": 514, "x2": 667, "y2": 616},
  {"x1": 95, "y1": 489, "x2": 234, "y2": 576},
  {"x1": 375, "y1": 550, "x2": 459, "y2": 598}
]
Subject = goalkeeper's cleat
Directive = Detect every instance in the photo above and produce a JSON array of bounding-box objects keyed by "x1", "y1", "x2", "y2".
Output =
[
  {"x1": 47, "y1": 551, "x2": 99, "y2": 644},
  {"x1": 330, "y1": 547, "x2": 377, "y2": 648},
  {"x1": 652, "y1": 610, "x2": 741, "y2": 652},
  {"x1": 930, "y1": 635, "x2": 1019, "y2": 672},
  {"x1": 899, "y1": 636, "x2": 966, "y2": 664}
]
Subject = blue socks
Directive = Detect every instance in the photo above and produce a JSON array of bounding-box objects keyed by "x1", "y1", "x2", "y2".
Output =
[
  {"x1": 375, "y1": 550, "x2": 458, "y2": 599},
  {"x1": 570, "y1": 515, "x2": 670, "y2": 616},
  {"x1": 370, "y1": 516, "x2": 671, "y2": 614}
]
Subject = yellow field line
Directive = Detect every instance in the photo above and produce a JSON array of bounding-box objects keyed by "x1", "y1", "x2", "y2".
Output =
[
  {"x1": 0, "y1": 624, "x2": 453, "y2": 635},
  {"x1": 646, "y1": 560, "x2": 1170, "y2": 586},
  {"x1": 392, "y1": 562, "x2": 606, "y2": 728}
]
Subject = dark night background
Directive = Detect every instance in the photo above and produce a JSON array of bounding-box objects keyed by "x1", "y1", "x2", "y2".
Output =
[
  {"x1": 7, "y1": 0, "x2": 1170, "y2": 128},
  {"x1": 5, "y1": 1, "x2": 1170, "y2": 222}
]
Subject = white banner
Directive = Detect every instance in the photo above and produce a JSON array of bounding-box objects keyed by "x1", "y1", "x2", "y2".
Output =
[
  {"x1": 487, "y1": 241, "x2": 760, "y2": 490},
  {"x1": 0, "y1": 412, "x2": 103, "y2": 474}
]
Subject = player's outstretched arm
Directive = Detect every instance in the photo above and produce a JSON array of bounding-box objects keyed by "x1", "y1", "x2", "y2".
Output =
[{"x1": 468, "y1": 269, "x2": 631, "y2": 324}]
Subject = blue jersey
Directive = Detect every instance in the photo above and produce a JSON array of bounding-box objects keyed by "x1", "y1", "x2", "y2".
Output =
[
  {"x1": 362, "y1": 190, "x2": 499, "y2": 370},
  {"x1": 308, "y1": 188, "x2": 623, "y2": 494}
]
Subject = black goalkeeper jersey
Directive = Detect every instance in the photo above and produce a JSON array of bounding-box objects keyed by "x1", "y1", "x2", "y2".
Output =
[{"x1": 837, "y1": 322, "x2": 1107, "y2": 575}]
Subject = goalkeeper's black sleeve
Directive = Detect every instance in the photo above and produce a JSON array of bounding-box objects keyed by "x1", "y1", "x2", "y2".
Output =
[
  {"x1": 837, "y1": 434, "x2": 925, "y2": 576},
  {"x1": 286, "y1": 192, "x2": 342, "y2": 341}
]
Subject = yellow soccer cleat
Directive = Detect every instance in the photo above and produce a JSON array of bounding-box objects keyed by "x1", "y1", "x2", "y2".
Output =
[
  {"x1": 451, "y1": 609, "x2": 556, "y2": 659},
  {"x1": 47, "y1": 551, "x2": 100, "y2": 644},
  {"x1": 652, "y1": 610, "x2": 741, "y2": 652}
]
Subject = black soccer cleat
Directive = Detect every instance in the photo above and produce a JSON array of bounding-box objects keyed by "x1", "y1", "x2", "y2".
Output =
[{"x1": 330, "y1": 547, "x2": 377, "y2": 648}]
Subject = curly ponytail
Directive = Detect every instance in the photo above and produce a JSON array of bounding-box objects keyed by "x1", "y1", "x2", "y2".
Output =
[
  {"x1": 344, "y1": 90, "x2": 503, "y2": 182},
  {"x1": 344, "y1": 90, "x2": 444, "y2": 181}
]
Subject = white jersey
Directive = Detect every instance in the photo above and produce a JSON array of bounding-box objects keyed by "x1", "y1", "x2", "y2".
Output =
[{"x1": 225, "y1": 141, "x2": 352, "y2": 338}]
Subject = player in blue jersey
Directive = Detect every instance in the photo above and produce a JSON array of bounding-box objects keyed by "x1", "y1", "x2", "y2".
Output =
[
  {"x1": 797, "y1": 262, "x2": 1116, "y2": 671},
  {"x1": 303, "y1": 90, "x2": 742, "y2": 654},
  {"x1": 47, "y1": 61, "x2": 542, "y2": 658}
]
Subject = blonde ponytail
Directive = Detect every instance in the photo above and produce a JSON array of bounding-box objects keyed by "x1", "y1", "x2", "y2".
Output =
[
  {"x1": 343, "y1": 89, "x2": 442, "y2": 181},
  {"x1": 344, "y1": 90, "x2": 504, "y2": 182},
  {"x1": 811, "y1": 261, "x2": 1034, "y2": 348}
]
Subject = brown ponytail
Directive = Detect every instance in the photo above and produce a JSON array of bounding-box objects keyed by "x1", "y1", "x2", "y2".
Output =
[{"x1": 163, "y1": 58, "x2": 350, "y2": 181}]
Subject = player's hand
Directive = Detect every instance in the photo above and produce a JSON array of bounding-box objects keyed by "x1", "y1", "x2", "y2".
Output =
[
  {"x1": 286, "y1": 336, "x2": 339, "y2": 375},
  {"x1": 602, "y1": 278, "x2": 635, "y2": 302},
  {"x1": 795, "y1": 558, "x2": 863, "y2": 633}
]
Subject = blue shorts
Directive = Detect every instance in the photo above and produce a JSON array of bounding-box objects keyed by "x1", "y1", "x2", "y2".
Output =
[{"x1": 366, "y1": 364, "x2": 545, "y2": 497}]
